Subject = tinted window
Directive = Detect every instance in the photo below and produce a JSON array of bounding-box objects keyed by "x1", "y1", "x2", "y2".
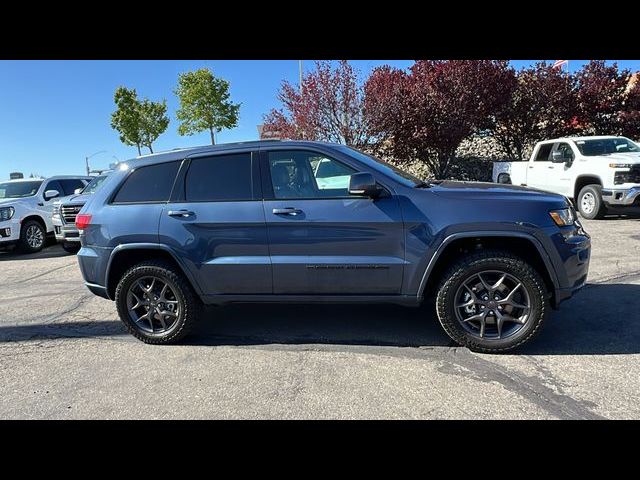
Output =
[
  {"x1": 185, "y1": 153, "x2": 252, "y2": 202},
  {"x1": 268, "y1": 150, "x2": 356, "y2": 199},
  {"x1": 113, "y1": 162, "x2": 180, "y2": 203},
  {"x1": 45, "y1": 180, "x2": 63, "y2": 195},
  {"x1": 535, "y1": 144, "x2": 553, "y2": 161},
  {"x1": 334, "y1": 145, "x2": 423, "y2": 186},
  {"x1": 82, "y1": 175, "x2": 109, "y2": 195},
  {"x1": 555, "y1": 142, "x2": 574, "y2": 161},
  {"x1": 574, "y1": 138, "x2": 640, "y2": 156},
  {"x1": 59, "y1": 179, "x2": 87, "y2": 196},
  {"x1": 0, "y1": 180, "x2": 42, "y2": 199}
]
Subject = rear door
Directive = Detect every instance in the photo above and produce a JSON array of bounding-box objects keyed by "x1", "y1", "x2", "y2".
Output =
[
  {"x1": 159, "y1": 150, "x2": 271, "y2": 295},
  {"x1": 526, "y1": 142, "x2": 556, "y2": 192},
  {"x1": 261, "y1": 148, "x2": 405, "y2": 295}
]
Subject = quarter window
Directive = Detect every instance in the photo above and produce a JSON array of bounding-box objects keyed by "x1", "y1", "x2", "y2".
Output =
[
  {"x1": 112, "y1": 161, "x2": 180, "y2": 203},
  {"x1": 268, "y1": 151, "x2": 357, "y2": 199},
  {"x1": 185, "y1": 153, "x2": 253, "y2": 202}
]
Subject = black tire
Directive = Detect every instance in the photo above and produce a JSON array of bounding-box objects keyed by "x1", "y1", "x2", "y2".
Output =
[
  {"x1": 435, "y1": 250, "x2": 548, "y2": 353},
  {"x1": 497, "y1": 173, "x2": 511, "y2": 184},
  {"x1": 115, "y1": 260, "x2": 202, "y2": 344},
  {"x1": 18, "y1": 219, "x2": 46, "y2": 253},
  {"x1": 61, "y1": 242, "x2": 81, "y2": 254},
  {"x1": 577, "y1": 184, "x2": 607, "y2": 220}
]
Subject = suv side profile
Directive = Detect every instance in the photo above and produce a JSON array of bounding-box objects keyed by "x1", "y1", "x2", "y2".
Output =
[{"x1": 77, "y1": 141, "x2": 591, "y2": 353}]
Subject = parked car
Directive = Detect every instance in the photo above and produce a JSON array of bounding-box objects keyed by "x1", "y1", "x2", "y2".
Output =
[
  {"x1": 76, "y1": 141, "x2": 590, "y2": 353},
  {"x1": 0, "y1": 175, "x2": 91, "y2": 253},
  {"x1": 52, "y1": 173, "x2": 111, "y2": 253},
  {"x1": 493, "y1": 136, "x2": 640, "y2": 219}
]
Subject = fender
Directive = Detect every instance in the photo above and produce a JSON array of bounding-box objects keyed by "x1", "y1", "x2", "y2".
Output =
[
  {"x1": 105, "y1": 242, "x2": 204, "y2": 297},
  {"x1": 416, "y1": 230, "x2": 561, "y2": 298}
]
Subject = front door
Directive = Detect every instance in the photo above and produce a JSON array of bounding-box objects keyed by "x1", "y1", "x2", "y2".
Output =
[
  {"x1": 159, "y1": 151, "x2": 271, "y2": 295},
  {"x1": 526, "y1": 142, "x2": 557, "y2": 193},
  {"x1": 261, "y1": 149, "x2": 405, "y2": 295}
]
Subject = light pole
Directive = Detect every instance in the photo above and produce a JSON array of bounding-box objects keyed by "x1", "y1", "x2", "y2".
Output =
[
  {"x1": 299, "y1": 60, "x2": 303, "y2": 92},
  {"x1": 85, "y1": 150, "x2": 106, "y2": 175}
]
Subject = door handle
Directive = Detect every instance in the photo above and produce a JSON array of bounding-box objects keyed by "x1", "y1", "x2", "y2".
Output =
[
  {"x1": 528, "y1": 166, "x2": 534, "y2": 169},
  {"x1": 272, "y1": 207, "x2": 302, "y2": 216},
  {"x1": 548, "y1": 166, "x2": 555, "y2": 169},
  {"x1": 168, "y1": 209, "x2": 194, "y2": 218}
]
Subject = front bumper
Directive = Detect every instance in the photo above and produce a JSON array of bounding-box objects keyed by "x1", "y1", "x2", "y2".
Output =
[
  {"x1": 0, "y1": 218, "x2": 21, "y2": 245},
  {"x1": 52, "y1": 216, "x2": 80, "y2": 242},
  {"x1": 601, "y1": 186, "x2": 640, "y2": 206}
]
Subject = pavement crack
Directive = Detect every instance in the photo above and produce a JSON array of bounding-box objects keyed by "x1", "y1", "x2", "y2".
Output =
[{"x1": 10, "y1": 262, "x2": 76, "y2": 285}]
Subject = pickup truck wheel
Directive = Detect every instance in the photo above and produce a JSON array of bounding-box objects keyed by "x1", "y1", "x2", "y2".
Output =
[
  {"x1": 497, "y1": 173, "x2": 511, "y2": 184},
  {"x1": 435, "y1": 250, "x2": 548, "y2": 353},
  {"x1": 18, "y1": 220, "x2": 46, "y2": 253},
  {"x1": 61, "y1": 242, "x2": 81, "y2": 254},
  {"x1": 577, "y1": 185, "x2": 606, "y2": 219},
  {"x1": 115, "y1": 261, "x2": 202, "y2": 344}
]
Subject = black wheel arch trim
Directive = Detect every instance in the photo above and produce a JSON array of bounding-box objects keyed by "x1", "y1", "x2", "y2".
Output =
[
  {"x1": 104, "y1": 243, "x2": 204, "y2": 300},
  {"x1": 417, "y1": 230, "x2": 561, "y2": 299}
]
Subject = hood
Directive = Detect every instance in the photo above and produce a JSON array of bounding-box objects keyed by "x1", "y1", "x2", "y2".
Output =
[
  {"x1": 0, "y1": 197, "x2": 26, "y2": 206},
  {"x1": 56, "y1": 193, "x2": 90, "y2": 206},
  {"x1": 596, "y1": 152, "x2": 640, "y2": 164},
  {"x1": 431, "y1": 180, "x2": 569, "y2": 205}
]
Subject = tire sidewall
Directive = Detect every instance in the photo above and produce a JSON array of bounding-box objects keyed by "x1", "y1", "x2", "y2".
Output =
[
  {"x1": 578, "y1": 185, "x2": 604, "y2": 220},
  {"x1": 115, "y1": 265, "x2": 189, "y2": 342},
  {"x1": 19, "y1": 220, "x2": 45, "y2": 253},
  {"x1": 436, "y1": 256, "x2": 546, "y2": 352}
]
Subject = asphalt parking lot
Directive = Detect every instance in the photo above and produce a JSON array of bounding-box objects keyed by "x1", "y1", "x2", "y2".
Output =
[{"x1": 1, "y1": 216, "x2": 639, "y2": 419}]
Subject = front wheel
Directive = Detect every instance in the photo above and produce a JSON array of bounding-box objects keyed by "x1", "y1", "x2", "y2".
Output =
[
  {"x1": 435, "y1": 250, "x2": 548, "y2": 353},
  {"x1": 18, "y1": 220, "x2": 46, "y2": 253},
  {"x1": 577, "y1": 184, "x2": 607, "y2": 219},
  {"x1": 61, "y1": 242, "x2": 81, "y2": 254},
  {"x1": 115, "y1": 261, "x2": 202, "y2": 344}
]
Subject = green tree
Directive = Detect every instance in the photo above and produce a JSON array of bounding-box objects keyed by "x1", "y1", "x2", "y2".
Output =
[
  {"x1": 111, "y1": 86, "x2": 169, "y2": 155},
  {"x1": 174, "y1": 68, "x2": 240, "y2": 144}
]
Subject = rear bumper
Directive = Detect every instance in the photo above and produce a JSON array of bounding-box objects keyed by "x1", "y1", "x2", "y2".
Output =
[{"x1": 601, "y1": 186, "x2": 640, "y2": 206}]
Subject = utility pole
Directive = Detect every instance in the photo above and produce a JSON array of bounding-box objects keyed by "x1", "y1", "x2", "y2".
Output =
[
  {"x1": 85, "y1": 150, "x2": 106, "y2": 175},
  {"x1": 299, "y1": 60, "x2": 303, "y2": 93}
]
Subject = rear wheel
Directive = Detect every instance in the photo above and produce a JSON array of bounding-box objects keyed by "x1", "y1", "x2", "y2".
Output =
[
  {"x1": 18, "y1": 220, "x2": 46, "y2": 253},
  {"x1": 577, "y1": 184, "x2": 606, "y2": 219},
  {"x1": 115, "y1": 261, "x2": 202, "y2": 344},
  {"x1": 435, "y1": 250, "x2": 548, "y2": 353}
]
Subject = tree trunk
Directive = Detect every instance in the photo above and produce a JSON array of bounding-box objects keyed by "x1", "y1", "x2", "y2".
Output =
[
  {"x1": 210, "y1": 127, "x2": 215, "y2": 145},
  {"x1": 147, "y1": 144, "x2": 154, "y2": 154},
  {"x1": 136, "y1": 144, "x2": 142, "y2": 156}
]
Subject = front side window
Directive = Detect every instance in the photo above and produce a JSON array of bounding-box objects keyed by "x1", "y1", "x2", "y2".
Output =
[
  {"x1": 555, "y1": 142, "x2": 574, "y2": 161},
  {"x1": 112, "y1": 161, "x2": 180, "y2": 203},
  {"x1": 0, "y1": 180, "x2": 42, "y2": 199},
  {"x1": 44, "y1": 180, "x2": 63, "y2": 196},
  {"x1": 268, "y1": 151, "x2": 357, "y2": 199},
  {"x1": 185, "y1": 153, "x2": 253, "y2": 202},
  {"x1": 59, "y1": 179, "x2": 87, "y2": 196}
]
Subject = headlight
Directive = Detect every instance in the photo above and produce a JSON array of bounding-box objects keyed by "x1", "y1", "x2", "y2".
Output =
[
  {"x1": 549, "y1": 208, "x2": 575, "y2": 226},
  {"x1": 52, "y1": 204, "x2": 61, "y2": 216},
  {"x1": 0, "y1": 206, "x2": 15, "y2": 221}
]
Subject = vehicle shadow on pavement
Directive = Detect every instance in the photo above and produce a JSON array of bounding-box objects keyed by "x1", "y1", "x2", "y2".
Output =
[
  {"x1": 0, "y1": 283, "x2": 638, "y2": 355},
  {"x1": 0, "y1": 244, "x2": 73, "y2": 261}
]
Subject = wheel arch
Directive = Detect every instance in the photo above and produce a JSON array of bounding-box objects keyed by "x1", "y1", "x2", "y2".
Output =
[
  {"x1": 105, "y1": 243, "x2": 203, "y2": 300},
  {"x1": 418, "y1": 232, "x2": 559, "y2": 303},
  {"x1": 573, "y1": 175, "x2": 602, "y2": 200},
  {"x1": 20, "y1": 214, "x2": 48, "y2": 232}
]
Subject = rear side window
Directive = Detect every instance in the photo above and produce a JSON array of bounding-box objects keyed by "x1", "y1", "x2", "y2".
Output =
[
  {"x1": 185, "y1": 153, "x2": 252, "y2": 202},
  {"x1": 113, "y1": 161, "x2": 180, "y2": 203},
  {"x1": 534, "y1": 144, "x2": 553, "y2": 161}
]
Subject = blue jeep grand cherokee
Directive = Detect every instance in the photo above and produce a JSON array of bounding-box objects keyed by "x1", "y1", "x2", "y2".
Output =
[{"x1": 76, "y1": 141, "x2": 590, "y2": 352}]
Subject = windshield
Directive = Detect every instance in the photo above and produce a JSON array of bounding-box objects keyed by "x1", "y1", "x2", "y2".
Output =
[
  {"x1": 574, "y1": 138, "x2": 640, "y2": 156},
  {"x1": 335, "y1": 146, "x2": 424, "y2": 187},
  {"x1": 81, "y1": 175, "x2": 108, "y2": 195},
  {"x1": 0, "y1": 180, "x2": 43, "y2": 199}
]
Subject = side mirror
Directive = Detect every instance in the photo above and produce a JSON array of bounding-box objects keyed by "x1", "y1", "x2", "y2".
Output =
[
  {"x1": 44, "y1": 189, "x2": 60, "y2": 201},
  {"x1": 74, "y1": 188, "x2": 84, "y2": 194},
  {"x1": 550, "y1": 151, "x2": 565, "y2": 163},
  {"x1": 348, "y1": 172, "x2": 382, "y2": 198}
]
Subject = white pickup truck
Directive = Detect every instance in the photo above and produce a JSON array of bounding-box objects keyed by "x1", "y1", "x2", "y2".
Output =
[{"x1": 493, "y1": 136, "x2": 640, "y2": 219}]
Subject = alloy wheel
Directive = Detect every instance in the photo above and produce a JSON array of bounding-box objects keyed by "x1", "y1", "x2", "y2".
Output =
[
  {"x1": 126, "y1": 276, "x2": 181, "y2": 334},
  {"x1": 26, "y1": 224, "x2": 44, "y2": 249}
]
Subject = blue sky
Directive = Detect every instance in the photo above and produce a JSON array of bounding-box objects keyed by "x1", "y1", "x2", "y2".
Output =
[{"x1": 1, "y1": 60, "x2": 639, "y2": 179}]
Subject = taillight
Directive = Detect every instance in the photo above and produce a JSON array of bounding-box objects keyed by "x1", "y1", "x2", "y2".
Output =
[{"x1": 75, "y1": 214, "x2": 92, "y2": 230}]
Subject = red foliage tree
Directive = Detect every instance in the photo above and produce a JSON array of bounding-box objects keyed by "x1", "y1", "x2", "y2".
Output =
[
  {"x1": 263, "y1": 61, "x2": 373, "y2": 148},
  {"x1": 574, "y1": 60, "x2": 631, "y2": 135},
  {"x1": 491, "y1": 61, "x2": 579, "y2": 161},
  {"x1": 365, "y1": 60, "x2": 516, "y2": 178},
  {"x1": 619, "y1": 75, "x2": 640, "y2": 141}
]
